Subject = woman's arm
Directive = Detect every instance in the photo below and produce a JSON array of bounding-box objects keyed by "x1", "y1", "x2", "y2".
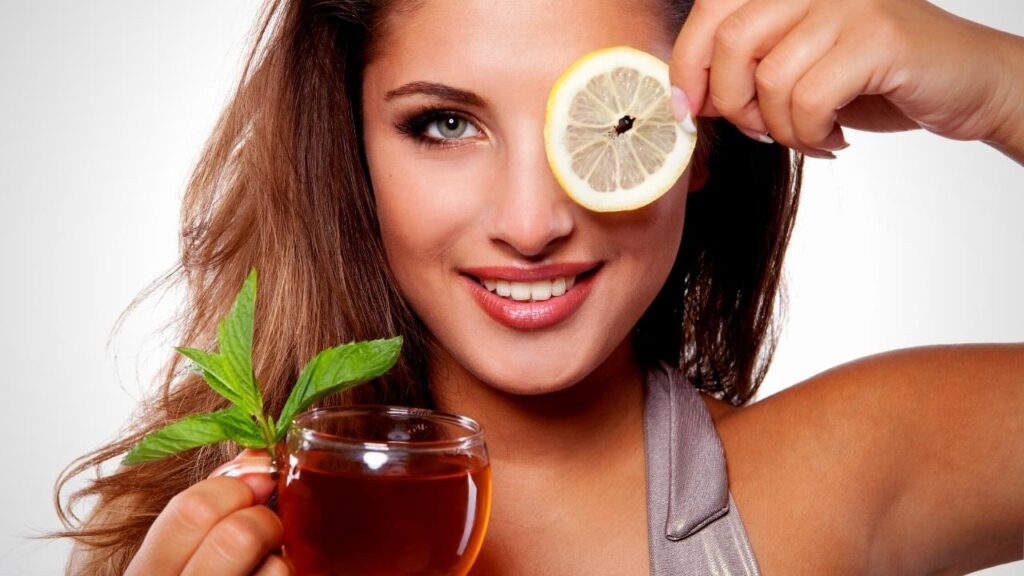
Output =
[
  {"x1": 670, "y1": 2, "x2": 1024, "y2": 571},
  {"x1": 722, "y1": 344, "x2": 1023, "y2": 574},
  {"x1": 863, "y1": 344, "x2": 1024, "y2": 574},
  {"x1": 985, "y1": 34, "x2": 1024, "y2": 164}
]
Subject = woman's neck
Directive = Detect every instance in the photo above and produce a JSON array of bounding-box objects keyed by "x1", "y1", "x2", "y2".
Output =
[
  {"x1": 427, "y1": 340, "x2": 646, "y2": 471},
  {"x1": 430, "y1": 341, "x2": 652, "y2": 574}
]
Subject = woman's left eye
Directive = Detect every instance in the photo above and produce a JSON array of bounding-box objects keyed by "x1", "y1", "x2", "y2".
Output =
[{"x1": 425, "y1": 114, "x2": 479, "y2": 140}]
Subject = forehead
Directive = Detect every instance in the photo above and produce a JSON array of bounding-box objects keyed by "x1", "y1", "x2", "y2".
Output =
[{"x1": 363, "y1": 0, "x2": 671, "y2": 99}]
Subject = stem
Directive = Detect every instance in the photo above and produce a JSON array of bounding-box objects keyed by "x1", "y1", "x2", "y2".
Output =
[{"x1": 256, "y1": 413, "x2": 278, "y2": 461}]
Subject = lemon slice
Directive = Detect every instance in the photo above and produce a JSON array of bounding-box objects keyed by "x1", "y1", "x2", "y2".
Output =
[{"x1": 544, "y1": 46, "x2": 697, "y2": 212}]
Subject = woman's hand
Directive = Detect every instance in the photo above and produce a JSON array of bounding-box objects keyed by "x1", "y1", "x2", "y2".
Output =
[
  {"x1": 125, "y1": 450, "x2": 290, "y2": 576},
  {"x1": 670, "y1": 0, "x2": 1024, "y2": 161}
]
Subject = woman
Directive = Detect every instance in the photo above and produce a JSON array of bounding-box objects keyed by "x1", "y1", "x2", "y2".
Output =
[{"x1": 57, "y1": 0, "x2": 1023, "y2": 574}]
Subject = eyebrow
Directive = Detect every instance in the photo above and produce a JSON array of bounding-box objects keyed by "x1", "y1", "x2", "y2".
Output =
[{"x1": 383, "y1": 81, "x2": 487, "y2": 107}]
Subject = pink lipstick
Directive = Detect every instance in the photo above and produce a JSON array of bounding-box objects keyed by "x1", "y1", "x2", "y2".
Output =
[{"x1": 460, "y1": 262, "x2": 600, "y2": 330}]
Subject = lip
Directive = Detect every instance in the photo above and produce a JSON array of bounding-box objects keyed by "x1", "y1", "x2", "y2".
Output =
[{"x1": 461, "y1": 264, "x2": 600, "y2": 331}]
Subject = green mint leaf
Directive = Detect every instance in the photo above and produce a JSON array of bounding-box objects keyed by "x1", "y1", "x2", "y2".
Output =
[
  {"x1": 123, "y1": 407, "x2": 266, "y2": 465},
  {"x1": 175, "y1": 347, "x2": 253, "y2": 411},
  {"x1": 216, "y1": 269, "x2": 263, "y2": 414},
  {"x1": 216, "y1": 406, "x2": 269, "y2": 448},
  {"x1": 275, "y1": 336, "x2": 403, "y2": 441}
]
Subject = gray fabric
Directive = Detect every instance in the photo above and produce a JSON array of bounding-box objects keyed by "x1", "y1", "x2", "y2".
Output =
[{"x1": 645, "y1": 363, "x2": 762, "y2": 575}]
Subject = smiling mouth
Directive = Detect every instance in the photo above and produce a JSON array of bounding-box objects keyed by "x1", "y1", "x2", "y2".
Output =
[
  {"x1": 464, "y1": 262, "x2": 598, "y2": 303},
  {"x1": 460, "y1": 264, "x2": 601, "y2": 330}
]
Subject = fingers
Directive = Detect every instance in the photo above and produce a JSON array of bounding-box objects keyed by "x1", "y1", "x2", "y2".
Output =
[
  {"x1": 181, "y1": 505, "x2": 284, "y2": 576},
  {"x1": 754, "y1": 8, "x2": 845, "y2": 154},
  {"x1": 673, "y1": 0, "x2": 868, "y2": 156},
  {"x1": 789, "y1": 37, "x2": 878, "y2": 151},
  {"x1": 127, "y1": 476, "x2": 258, "y2": 575},
  {"x1": 126, "y1": 449, "x2": 284, "y2": 576},
  {"x1": 707, "y1": 0, "x2": 809, "y2": 133},
  {"x1": 671, "y1": 0, "x2": 747, "y2": 118}
]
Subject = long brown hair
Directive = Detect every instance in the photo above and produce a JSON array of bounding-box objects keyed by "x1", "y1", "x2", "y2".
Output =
[{"x1": 54, "y1": 0, "x2": 801, "y2": 572}]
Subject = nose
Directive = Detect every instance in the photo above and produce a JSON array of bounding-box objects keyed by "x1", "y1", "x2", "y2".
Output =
[{"x1": 489, "y1": 123, "x2": 575, "y2": 258}]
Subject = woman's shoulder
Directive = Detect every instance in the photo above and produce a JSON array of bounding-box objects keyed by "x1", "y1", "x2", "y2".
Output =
[
  {"x1": 704, "y1": 351, "x2": 914, "y2": 574},
  {"x1": 713, "y1": 342, "x2": 1022, "y2": 445}
]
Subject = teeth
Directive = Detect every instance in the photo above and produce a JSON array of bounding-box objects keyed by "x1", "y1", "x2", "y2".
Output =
[
  {"x1": 510, "y1": 282, "x2": 531, "y2": 301},
  {"x1": 530, "y1": 280, "x2": 552, "y2": 301},
  {"x1": 480, "y1": 275, "x2": 577, "y2": 302},
  {"x1": 551, "y1": 277, "x2": 566, "y2": 297}
]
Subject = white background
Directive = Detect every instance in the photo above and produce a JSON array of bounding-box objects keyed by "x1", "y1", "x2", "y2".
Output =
[{"x1": 0, "y1": 1, "x2": 1021, "y2": 574}]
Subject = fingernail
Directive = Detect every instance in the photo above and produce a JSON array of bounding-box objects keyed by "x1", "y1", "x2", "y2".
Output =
[
  {"x1": 820, "y1": 130, "x2": 849, "y2": 151},
  {"x1": 804, "y1": 149, "x2": 837, "y2": 160},
  {"x1": 671, "y1": 86, "x2": 698, "y2": 134},
  {"x1": 738, "y1": 126, "x2": 774, "y2": 144}
]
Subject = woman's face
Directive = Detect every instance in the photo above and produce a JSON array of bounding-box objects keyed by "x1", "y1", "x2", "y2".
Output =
[{"x1": 362, "y1": 0, "x2": 691, "y2": 394}]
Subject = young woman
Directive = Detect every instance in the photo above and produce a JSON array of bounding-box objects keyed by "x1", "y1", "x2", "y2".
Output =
[{"x1": 57, "y1": 0, "x2": 1023, "y2": 574}]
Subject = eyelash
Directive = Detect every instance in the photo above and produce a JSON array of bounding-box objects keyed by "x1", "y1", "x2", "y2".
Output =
[{"x1": 395, "y1": 105, "x2": 481, "y2": 149}]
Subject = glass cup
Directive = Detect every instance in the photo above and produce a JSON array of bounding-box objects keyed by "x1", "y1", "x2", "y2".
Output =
[{"x1": 220, "y1": 405, "x2": 491, "y2": 576}]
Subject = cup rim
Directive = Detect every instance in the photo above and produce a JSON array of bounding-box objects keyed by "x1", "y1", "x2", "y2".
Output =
[{"x1": 290, "y1": 404, "x2": 486, "y2": 453}]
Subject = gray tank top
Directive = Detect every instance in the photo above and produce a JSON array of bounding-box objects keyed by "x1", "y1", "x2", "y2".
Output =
[{"x1": 644, "y1": 362, "x2": 762, "y2": 575}]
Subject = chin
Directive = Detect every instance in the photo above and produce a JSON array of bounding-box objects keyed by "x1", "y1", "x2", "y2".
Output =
[{"x1": 459, "y1": 346, "x2": 596, "y2": 396}]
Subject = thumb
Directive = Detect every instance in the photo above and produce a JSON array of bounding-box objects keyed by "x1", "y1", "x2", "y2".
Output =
[{"x1": 209, "y1": 449, "x2": 277, "y2": 505}]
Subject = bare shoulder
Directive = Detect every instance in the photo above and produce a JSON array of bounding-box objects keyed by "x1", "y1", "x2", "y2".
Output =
[{"x1": 708, "y1": 344, "x2": 1024, "y2": 575}]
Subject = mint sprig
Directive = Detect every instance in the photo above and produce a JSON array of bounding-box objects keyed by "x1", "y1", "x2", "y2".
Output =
[{"x1": 123, "y1": 269, "x2": 402, "y2": 465}]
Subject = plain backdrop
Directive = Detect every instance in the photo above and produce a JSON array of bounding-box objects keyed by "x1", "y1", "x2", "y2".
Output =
[{"x1": 1, "y1": 1, "x2": 1021, "y2": 574}]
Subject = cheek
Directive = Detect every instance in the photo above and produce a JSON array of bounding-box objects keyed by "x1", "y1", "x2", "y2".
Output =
[
  {"x1": 649, "y1": 190, "x2": 688, "y2": 270},
  {"x1": 365, "y1": 141, "x2": 426, "y2": 287},
  {"x1": 617, "y1": 175, "x2": 689, "y2": 277},
  {"x1": 372, "y1": 171, "x2": 443, "y2": 289},
  {"x1": 636, "y1": 211, "x2": 686, "y2": 322},
  {"x1": 609, "y1": 181, "x2": 689, "y2": 331},
  {"x1": 366, "y1": 145, "x2": 490, "y2": 293}
]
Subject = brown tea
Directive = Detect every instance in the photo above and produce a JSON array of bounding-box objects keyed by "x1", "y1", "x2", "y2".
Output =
[{"x1": 278, "y1": 450, "x2": 491, "y2": 576}]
